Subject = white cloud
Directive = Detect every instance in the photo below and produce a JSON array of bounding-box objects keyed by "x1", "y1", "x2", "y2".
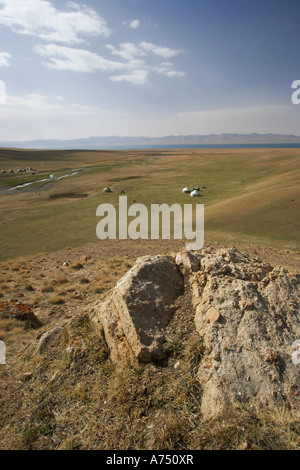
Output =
[
  {"x1": 0, "y1": 92, "x2": 145, "y2": 140},
  {"x1": 106, "y1": 42, "x2": 185, "y2": 83},
  {"x1": 5, "y1": 92, "x2": 114, "y2": 117},
  {"x1": 0, "y1": 0, "x2": 110, "y2": 44},
  {"x1": 35, "y1": 44, "x2": 124, "y2": 73},
  {"x1": 140, "y1": 42, "x2": 183, "y2": 59},
  {"x1": 129, "y1": 19, "x2": 140, "y2": 30},
  {"x1": 7, "y1": 93, "x2": 64, "y2": 111},
  {"x1": 0, "y1": 51, "x2": 11, "y2": 67},
  {"x1": 106, "y1": 43, "x2": 146, "y2": 61},
  {"x1": 110, "y1": 69, "x2": 149, "y2": 85},
  {"x1": 0, "y1": 0, "x2": 185, "y2": 85},
  {"x1": 0, "y1": 92, "x2": 112, "y2": 140},
  {"x1": 35, "y1": 42, "x2": 186, "y2": 83},
  {"x1": 107, "y1": 42, "x2": 184, "y2": 62},
  {"x1": 154, "y1": 62, "x2": 186, "y2": 78}
]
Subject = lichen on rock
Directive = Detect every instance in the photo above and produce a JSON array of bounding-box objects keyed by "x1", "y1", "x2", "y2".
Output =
[
  {"x1": 90, "y1": 255, "x2": 183, "y2": 363},
  {"x1": 89, "y1": 247, "x2": 300, "y2": 422}
]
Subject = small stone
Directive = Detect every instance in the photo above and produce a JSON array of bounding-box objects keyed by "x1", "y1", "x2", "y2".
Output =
[
  {"x1": 206, "y1": 307, "x2": 221, "y2": 323},
  {"x1": 265, "y1": 348, "x2": 280, "y2": 364},
  {"x1": 175, "y1": 251, "x2": 200, "y2": 274},
  {"x1": 74, "y1": 294, "x2": 84, "y2": 300},
  {"x1": 241, "y1": 300, "x2": 254, "y2": 311},
  {"x1": 21, "y1": 372, "x2": 33, "y2": 382},
  {"x1": 195, "y1": 303, "x2": 204, "y2": 316},
  {"x1": 237, "y1": 441, "x2": 249, "y2": 451},
  {"x1": 34, "y1": 326, "x2": 64, "y2": 355},
  {"x1": 49, "y1": 371, "x2": 62, "y2": 383}
]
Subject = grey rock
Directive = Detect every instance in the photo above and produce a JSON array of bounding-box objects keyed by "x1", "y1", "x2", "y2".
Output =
[
  {"x1": 90, "y1": 255, "x2": 183, "y2": 363},
  {"x1": 193, "y1": 248, "x2": 300, "y2": 421}
]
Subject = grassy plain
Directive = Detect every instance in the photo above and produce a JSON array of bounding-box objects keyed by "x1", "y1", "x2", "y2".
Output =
[
  {"x1": 0, "y1": 147, "x2": 299, "y2": 450},
  {"x1": 0, "y1": 147, "x2": 299, "y2": 260}
]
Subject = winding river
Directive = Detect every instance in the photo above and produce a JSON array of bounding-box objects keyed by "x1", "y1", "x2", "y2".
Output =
[
  {"x1": 1, "y1": 167, "x2": 92, "y2": 195},
  {"x1": 0, "y1": 154, "x2": 163, "y2": 195}
]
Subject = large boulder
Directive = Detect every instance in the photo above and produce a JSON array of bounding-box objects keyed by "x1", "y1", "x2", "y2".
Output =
[
  {"x1": 191, "y1": 248, "x2": 300, "y2": 421},
  {"x1": 90, "y1": 255, "x2": 183, "y2": 363},
  {"x1": 90, "y1": 246, "x2": 300, "y2": 422}
]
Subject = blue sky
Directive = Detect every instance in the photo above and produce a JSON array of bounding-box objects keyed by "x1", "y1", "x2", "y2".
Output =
[{"x1": 0, "y1": 0, "x2": 299, "y2": 140}]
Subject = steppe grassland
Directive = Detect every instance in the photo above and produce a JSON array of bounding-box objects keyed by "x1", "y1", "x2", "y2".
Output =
[
  {"x1": 0, "y1": 148, "x2": 299, "y2": 261},
  {"x1": 0, "y1": 147, "x2": 299, "y2": 450}
]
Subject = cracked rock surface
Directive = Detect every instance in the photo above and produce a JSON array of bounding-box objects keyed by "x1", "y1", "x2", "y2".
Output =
[
  {"x1": 191, "y1": 248, "x2": 299, "y2": 420},
  {"x1": 90, "y1": 247, "x2": 299, "y2": 421},
  {"x1": 90, "y1": 255, "x2": 183, "y2": 363}
]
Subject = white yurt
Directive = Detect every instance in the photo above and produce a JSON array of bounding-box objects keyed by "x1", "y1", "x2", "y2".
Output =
[
  {"x1": 104, "y1": 186, "x2": 112, "y2": 193},
  {"x1": 190, "y1": 189, "x2": 201, "y2": 197}
]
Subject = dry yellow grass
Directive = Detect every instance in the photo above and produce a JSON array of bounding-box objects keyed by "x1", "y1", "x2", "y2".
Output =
[
  {"x1": 0, "y1": 147, "x2": 299, "y2": 450},
  {"x1": 0, "y1": 243, "x2": 299, "y2": 450},
  {"x1": 56, "y1": 275, "x2": 69, "y2": 285},
  {"x1": 40, "y1": 282, "x2": 54, "y2": 293},
  {"x1": 48, "y1": 293, "x2": 65, "y2": 305}
]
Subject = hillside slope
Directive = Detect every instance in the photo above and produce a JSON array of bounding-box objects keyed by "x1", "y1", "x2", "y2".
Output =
[{"x1": 0, "y1": 242, "x2": 299, "y2": 450}]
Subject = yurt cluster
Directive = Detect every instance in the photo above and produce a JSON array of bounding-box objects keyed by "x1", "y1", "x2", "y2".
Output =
[{"x1": 182, "y1": 185, "x2": 206, "y2": 197}]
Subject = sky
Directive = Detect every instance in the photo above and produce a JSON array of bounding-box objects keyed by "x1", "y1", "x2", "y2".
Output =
[{"x1": 0, "y1": 0, "x2": 299, "y2": 141}]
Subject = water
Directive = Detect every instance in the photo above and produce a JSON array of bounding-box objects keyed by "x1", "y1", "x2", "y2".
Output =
[
  {"x1": 2, "y1": 168, "x2": 89, "y2": 194},
  {"x1": 4, "y1": 143, "x2": 300, "y2": 150}
]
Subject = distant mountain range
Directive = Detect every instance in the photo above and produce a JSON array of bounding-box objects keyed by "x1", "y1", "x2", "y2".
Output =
[{"x1": 1, "y1": 133, "x2": 300, "y2": 149}]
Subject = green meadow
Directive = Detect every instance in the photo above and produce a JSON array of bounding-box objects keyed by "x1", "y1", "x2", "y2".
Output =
[{"x1": 0, "y1": 147, "x2": 299, "y2": 260}]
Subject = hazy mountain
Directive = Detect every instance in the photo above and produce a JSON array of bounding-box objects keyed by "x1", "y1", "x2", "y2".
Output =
[{"x1": 1, "y1": 133, "x2": 300, "y2": 149}]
